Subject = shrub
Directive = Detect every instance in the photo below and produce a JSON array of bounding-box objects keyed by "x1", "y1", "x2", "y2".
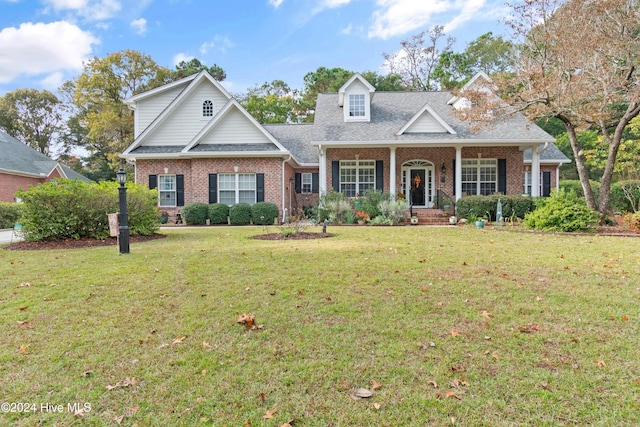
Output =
[
  {"x1": 378, "y1": 199, "x2": 410, "y2": 224},
  {"x1": 610, "y1": 180, "x2": 640, "y2": 213},
  {"x1": 360, "y1": 189, "x2": 389, "y2": 219},
  {"x1": 559, "y1": 180, "x2": 600, "y2": 200},
  {"x1": 0, "y1": 202, "x2": 23, "y2": 229},
  {"x1": 523, "y1": 189, "x2": 600, "y2": 232},
  {"x1": 15, "y1": 179, "x2": 159, "y2": 241},
  {"x1": 229, "y1": 203, "x2": 252, "y2": 225},
  {"x1": 622, "y1": 212, "x2": 640, "y2": 233},
  {"x1": 319, "y1": 191, "x2": 351, "y2": 224},
  {"x1": 208, "y1": 203, "x2": 229, "y2": 224},
  {"x1": 181, "y1": 203, "x2": 209, "y2": 225},
  {"x1": 456, "y1": 195, "x2": 535, "y2": 221},
  {"x1": 251, "y1": 202, "x2": 279, "y2": 225}
]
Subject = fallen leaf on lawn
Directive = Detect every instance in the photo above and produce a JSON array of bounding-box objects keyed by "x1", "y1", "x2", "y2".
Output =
[
  {"x1": 237, "y1": 313, "x2": 262, "y2": 329},
  {"x1": 259, "y1": 392, "x2": 267, "y2": 402},
  {"x1": 518, "y1": 323, "x2": 541, "y2": 333},
  {"x1": 81, "y1": 370, "x2": 93, "y2": 377},
  {"x1": 18, "y1": 344, "x2": 29, "y2": 354},
  {"x1": 621, "y1": 315, "x2": 629, "y2": 322},
  {"x1": 263, "y1": 408, "x2": 277, "y2": 419},
  {"x1": 540, "y1": 382, "x2": 551, "y2": 391},
  {"x1": 106, "y1": 377, "x2": 136, "y2": 391},
  {"x1": 371, "y1": 379, "x2": 382, "y2": 390},
  {"x1": 172, "y1": 336, "x2": 186, "y2": 345},
  {"x1": 437, "y1": 301, "x2": 444, "y2": 307},
  {"x1": 18, "y1": 282, "x2": 32, "y2": 287},
  {"x1": 202, "y1": 341, "x2": 212, "y2": 349},
  {"x1": 201, "y1": 370, "x2": 207, "y2": 376},
  {"x1": 19, "y1": 306, "x2": 28, "y2": 311},
  {"x1": 492, "y1": 354, "x2": 502, "y2": 360},
  {"x1": 374, "y1": 402, "x2": 381, "y2": 410},
  {"x1": 158, "y1": 342, "x2": 169, "y2": 349},
  {"x1": 481, "y1": 310, "x2": 492, "y2": 319},
  {"x1": 451, "y1": 329, "x2": 461, "y2": 337},
  {"x1": 445, "y1": 391, "x2": 462, "y2": 400},
  {"x1": 451, "y1": 379, "x2": 469, "y2": 388},
  {"x1": 536, "y1": 296, "x2": 542, "y2": 301},
  {"x1": 462, "y1": 261, "x2": 467, "y2": 266},
  {"x1": 596, "y1": 360, "x2": 606, "y2": 367},
  {"x1": 354, "y1": 388, "x2": 373, "y2": 398},
  {"x1": 73, "y1": 409, "x2": 85, "y2": 417},
  {"x1": 428, "y1": 380, "x2": 438, "y2": 388},
  {"x1": 115, "y1": 415, "x2": 125, "y2": 425}
]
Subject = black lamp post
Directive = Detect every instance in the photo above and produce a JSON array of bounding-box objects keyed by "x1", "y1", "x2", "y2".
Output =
[{"x1": 116, "y1": 168, "x2": 130, "y2": 254}]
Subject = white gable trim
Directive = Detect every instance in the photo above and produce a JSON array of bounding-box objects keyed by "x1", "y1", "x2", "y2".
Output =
[
  {"x1": 182, "y1": 98, "x2": 289, "y2": 153},
  {"x1": 125, "y1": 73, "x2": 197, "y2": 106},
  {"x1": 123, "y1": 70, "x2": 233, "y2": 155},
  {"x1": 338, "y1": 73, "x2": 375, "y2": 107},
  {"x1": 397, "y1": 104, "x2": 457, "y2": 135},
  {"x1": 447, "y1": 71, "x2": 493, "y2": 105}
]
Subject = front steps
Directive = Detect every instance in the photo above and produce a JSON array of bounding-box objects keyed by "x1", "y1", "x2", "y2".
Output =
[{"x1": 409, "y1": 208, "x2": 456, "y2": 226}]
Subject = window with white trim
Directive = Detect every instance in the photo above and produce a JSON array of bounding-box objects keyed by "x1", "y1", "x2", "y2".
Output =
[
  {"x1": 301, "y1": 173, "x2": 312, "y2": 194},
  {"x1": 524, "y1": 171, "x2": 542, "y2": 196},
  {"x1": 461, "y1": 159, "x2": 497, "y2": 196},
  {"x1": 349, "y1": 94, "x2": 365, "y2": 117},
  {"x1": 202, "y1": 100, "x2": 214, "y2": 117},
  {"x1": 158, "y1": 175, "x2": 176, "y2": 207},
  {"x1": 340, "y1": 160, "x2": 375, "y2": 197},
  {"x1": 219, "y1": 173, "x2": 256, "y2": 205}
]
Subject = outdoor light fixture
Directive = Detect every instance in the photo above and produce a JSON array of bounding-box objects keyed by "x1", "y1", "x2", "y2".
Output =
[
  {"x1": 441, "y1": 163, "x2": 446, "y2": 174},
  {"x1": 117, "y1": 168, "x2": 130, "y2": 254}
]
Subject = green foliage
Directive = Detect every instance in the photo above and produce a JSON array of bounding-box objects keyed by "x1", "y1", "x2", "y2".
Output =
[
  {"x1": 229, "y1": 203, "x2": 252, "y2": 225},
  {"x1": 251, "y1": 202, "x2": 279, "y2": 225},
  {"x1": 369, "y1": 215, "x2": 394, "y2": 225},
  {"x1": 559, "y1": 180, "x2": 600, "y2": 200},
  {"x1": 622, "y1": 212, "x2": 640, "y2": 233},
  {"x1": 15, "y1": 179, "x2": 158, "y2": 241},
  {"x1": 0, "y1": 202, "x2": 23, "y2": 229},
  {"x1": 456, "y1": 195, "x2": 535, "y2": 220},
  {"x1": 378, "y1": 199, "x2": 410, "y2": 224},
  {"x1": 181, "y1": 203, "x2": 209, "y2": 225},
  {"x1": 523, "y1": 190, "x2": 600, "y2": 232},
  {"x1": 318, "y1": 191, "x2": 352, "y2": 223},
  {"x1": 609, "y1": 181, "x2": 640, "y2": 213},
  {"x1": 171, "y1": 58, "x2": 226, "y2": 81},
  {"x1": 208, "y1": 203, "x2": 229, "y2": 225},
  {"x1": 360, "y1": 189, "x2": 389, "y2": 219}
]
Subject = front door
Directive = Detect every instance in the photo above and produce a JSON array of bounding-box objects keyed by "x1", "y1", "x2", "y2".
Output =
[{"x1": 410, "y1": 169, "x2": 426, "y2": 206}]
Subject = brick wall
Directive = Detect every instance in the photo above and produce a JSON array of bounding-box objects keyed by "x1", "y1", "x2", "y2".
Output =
[
  {"x1": 0, "y1": 172, "x2": 47, "y2": 202},
  {"x1": 135, "y1": 158, "x2": 286, "y2": 216}
]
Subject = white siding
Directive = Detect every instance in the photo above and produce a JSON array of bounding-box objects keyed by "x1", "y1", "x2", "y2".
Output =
[
  {"x1": 405, "y1": 113, "x2": 447, "y2": 133},
  {"x1": 200, "y1": 108, "x2": 271, "y2": 145},
  {"x1": 343, "y1": 80, "x2": 371, "y2": 122},
  {"x1": 135, "y1": 86, "x2": 184, "y2": 137},
  {"x1": 141, "y1": 81, "x2": 230, "y2": 146}
]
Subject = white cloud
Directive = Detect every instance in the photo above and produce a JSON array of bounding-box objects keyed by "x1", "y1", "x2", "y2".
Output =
[
  {"x1": 368, "y1": 0, "x2": 453, "y2": 39},
  {"x1": 269, "y1": 0, "x2": 284, "y2": 8},
  {"x1": 199, "y1": 41, "x2": 215, "y2": 55},
  {"x1": 340, "y1": 23, "x2": 353, "y2": 35},
  {"x1": 40, "y1": 72, "x2": 65, "y2": 90},
  {"x1": 199, "y1": 35, "x2": 235, "y2": 55},
  {"x1": 444, "y1": 0, "x2": 486, "y2": 32},
  {"x1": 130, "y1": 18, "x2": 147, "y2": 35},
  {"x1": 172, "y1": 52, "x2": 194, "y2": 66},
  {"x1": 43, "y1": 0, "x2": 121, "y2": 21},
  {"x1": 0, "y1": 21, "x2": 99, "y2": 84}
]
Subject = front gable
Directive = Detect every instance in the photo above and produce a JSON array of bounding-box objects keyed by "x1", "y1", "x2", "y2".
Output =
[{"x1": 397, "y1": 104, "x2": 457, "y2": 135}]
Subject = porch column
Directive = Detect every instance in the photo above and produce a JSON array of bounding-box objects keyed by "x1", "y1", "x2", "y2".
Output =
[
  {"x1": 319, "y1": 146, "x2": 327, "y2": 195},
  {"x1": 455, "y1": 146, "x2": 462, "y2": 201},
  {"x1": 389, "y1": 147, "x2": 396, "y2": 198},
  {"x1": 531, "y1": 145, "x2": 541, "y2": 197},
  {"x1": 555, "y1": 165, "x2": 561, "y2": 191}
]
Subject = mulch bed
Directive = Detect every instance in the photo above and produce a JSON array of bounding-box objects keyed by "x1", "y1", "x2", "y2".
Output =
[
  {"x1": 3, "y1": 234, "x2": 167, "y2": 251},
  {"x1": 251, "y1": 232, "x2": 334, "y2": 241}
]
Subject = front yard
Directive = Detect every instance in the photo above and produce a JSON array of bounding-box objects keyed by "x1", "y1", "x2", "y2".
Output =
[{"x1": 1, "y1": 226, "x2": 638, "y2": 426}]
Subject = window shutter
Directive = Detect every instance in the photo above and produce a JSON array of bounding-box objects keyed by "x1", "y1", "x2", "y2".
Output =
[
  {"x1": 295, "y1": 173, "x2": 301, "y2": 193},
  {"x1": 498, "y1": 159, "x2": 507, "y2": 194},
  {"x1": 149, "y1": 174, "x2": 157, "y2": 190},
  {"x1": 332, "y1": 161, "x2": 340, "y2": 191},
  {"x1": 256, "y1": 173, "x2": 265, "y2": 202},
  {"x1": 376, "y1": 160, "x2": 384, "y2": 191},
  {"x1": 452, "y1": 159, "x2": 456, "y2": 196},
  {"x1": 208, "y1": 174, "x2": 217, "y2": 203},
  {"x1": 176, "y1": 174, "x2": 184, "y2": 206},
  {"x1": 312, "y1": 173, "x2": 319, "y2": 194},
  {"x1": 542, "y1": 171, "x2": 551, "y2": 197}
]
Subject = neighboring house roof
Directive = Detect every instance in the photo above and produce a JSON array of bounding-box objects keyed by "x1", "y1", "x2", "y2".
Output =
[
  {"x1": 0, "y1": 130, "x2": 91, "y2": 181},
  {"x1": 524, "y1": 144, "x2": 571, "y2": 164}
]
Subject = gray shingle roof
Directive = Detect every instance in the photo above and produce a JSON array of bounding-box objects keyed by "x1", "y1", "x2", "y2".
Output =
[
  {"x1": 312, "y1": 91, "x2": 554, "y2": 143},
  {"x1": 523, "y1": 144, "x2": 571, "y2": 163},
  {"x1": 263, "y1": 124, "x2": 317, "y2": 164}
]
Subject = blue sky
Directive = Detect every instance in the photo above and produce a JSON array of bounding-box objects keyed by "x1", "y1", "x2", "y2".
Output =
[{"x1": 0, "y1": 0, "x2": 510, "y2": 96}]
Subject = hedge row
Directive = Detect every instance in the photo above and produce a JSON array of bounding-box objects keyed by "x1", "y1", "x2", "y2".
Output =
[
  {"x1": 181, "y1": 201, "x2": 279, "y2": 225},
  {"x1": 16, "y1": 179, "x2": 159, "y2": 241},
  {"x1": 455, "y1": 194, "x2": 536, "y2": 220},
  {"x1": 0, "y1": 202, "x2": 22, "y2": 229},
  {"x1": 560, "y1": 179, "x2": 640, "y2": 213}
]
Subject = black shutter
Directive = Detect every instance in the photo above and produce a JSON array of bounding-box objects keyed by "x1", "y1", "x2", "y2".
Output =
[
  {"x1": 256, "y1": 173, "x2": 264, "y2": 202},
  {"x1": 176, "y1": 174, "x2": 184, "y2": 206},
  {"x1": 295, "y1": 173, "x2": 302, "y2": 193},
  {"x1": 498, "y1": 159, "x2": 507, "y2": 194},
  {"x1": 311, "y1": 173, "x2": 319, "y2": 194},
  {"x1": 332, "y1": 161, "x2": 340, "y2": 192},
  {"x1": 452, "y1": 159, "x2": 456, "y2": 196},
  {"x1": 208, "y1": 174, "x2": 217, "y2": 203},
  {"x1": 149, "y1": 174, "x2": 157, "y2": 190},
  {"x1": 542, "y1": 171, "x2": 551, "y2": 197},
  {"x1": 375, "y1": 160, "x2": 384, "y2": 191}
]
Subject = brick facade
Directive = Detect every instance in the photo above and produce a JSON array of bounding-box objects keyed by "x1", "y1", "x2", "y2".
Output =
[{"x1": 0, "y1": 170, "x2": 61, "y2": 203}]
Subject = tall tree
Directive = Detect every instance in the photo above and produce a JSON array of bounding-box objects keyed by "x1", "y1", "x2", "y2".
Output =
[
  {"x1": 171, "y1": 58, "x2": 226, "y2": 81},
  {"x1": 0, "y1": 88, "x2": 63, "y2": 155},
  {"x1": 241, "y1": 80, "x2": 303, "y2": 124},
  {"x1": 461, "y1": 0, "x2": 640, "y2": 218},
  {"x1": 71, "y1": 50, "x2": 171, "y2": 169},
  {"x1": 383, "y1": 25, "x2": 455, "y2": 91}
]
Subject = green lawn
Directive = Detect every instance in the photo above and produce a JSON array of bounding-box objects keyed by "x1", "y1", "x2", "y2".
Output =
[{"x1": 1, "y1": 226, "x2": 639, "y2": 426}]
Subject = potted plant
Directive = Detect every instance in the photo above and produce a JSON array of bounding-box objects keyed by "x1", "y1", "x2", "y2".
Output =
[
  {"x1": 411, "y1": 215, "x2": 419, "y2": 225},
  {"x1": 158, "y1": 210, "x2": 169, "y2": 224},
  {"x1": 442, "y1": 198, "x2": 453, "y2": 209},
  {"x1": 355, "y1": 210, "x2": 370, "y2": 225}
]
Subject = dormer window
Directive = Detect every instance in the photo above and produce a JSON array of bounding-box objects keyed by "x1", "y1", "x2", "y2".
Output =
[
  {"x1": 202, "y1": 100, "x2": 214, "y2": 117},
  {"x1": 349, "y1": 94, "x2": 365, "y2": 117}
]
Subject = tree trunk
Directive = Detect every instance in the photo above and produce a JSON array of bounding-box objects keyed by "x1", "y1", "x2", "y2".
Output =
[{"x1": 561, "y1": 118, "x2": 597, "y2": 209}]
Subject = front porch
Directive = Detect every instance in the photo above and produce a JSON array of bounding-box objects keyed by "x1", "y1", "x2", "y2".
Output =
[{"x1": 409, "y1": 207, "x2": 456, "y2": 225}]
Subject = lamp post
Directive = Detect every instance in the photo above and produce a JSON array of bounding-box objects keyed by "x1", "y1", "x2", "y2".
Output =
[{"x1": 116, "y1": 168, "x2": 130, "y2": 254}]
